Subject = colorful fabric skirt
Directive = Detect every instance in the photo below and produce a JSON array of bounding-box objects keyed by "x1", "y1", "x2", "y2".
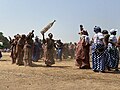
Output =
[
  {"x1": 108, "y1": 46, "x2": 119, "y2": 68},
  {"x1": 91, "y1": 44, "x2": 109, "y2": 71}
]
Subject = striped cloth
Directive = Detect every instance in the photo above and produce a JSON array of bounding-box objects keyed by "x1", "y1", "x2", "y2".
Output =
[
  {"x1": 91, "y1": 44, "x2": 109, "y2": 71},
  {"x1": 108, "y1": 46, "x2": 119, "y2": 68}
]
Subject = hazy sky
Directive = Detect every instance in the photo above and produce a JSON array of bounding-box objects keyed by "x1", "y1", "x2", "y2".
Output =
[{"x1": 0, "y1": 0, "x2": 120, "y2": 42}]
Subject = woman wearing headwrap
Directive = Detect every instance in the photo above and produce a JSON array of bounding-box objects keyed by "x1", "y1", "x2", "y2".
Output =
[
  {"x1": 23, "y1": 30, "x2": 34, "y2": 66},
  {"x1": 16, "y1": 34, "x2": 26, "y2": 66},
  {"x1": 102, "y1": 30, "x2": 111, "y2": 71},
  {"x1": 75, "y1": 30, "x2": 91, "y2": 69},
  {"x1": 42, "y1": 33, "x2": 56, "y2": 67},
  {"x1": 108, "y1": 29, "x2": 119, "y2": 71},
  {"x1": 32, "y1": 36, "x2": 41, "y2": 62},
  {"x1": 9, "y1": 34, "x2": 20, "y2": 64},
  {"x1": 91, "y1": 26, "x2": 108, "y2": 72},
  {"x1": 102, "y1": 30, "x2": 110, "y2": 48}
]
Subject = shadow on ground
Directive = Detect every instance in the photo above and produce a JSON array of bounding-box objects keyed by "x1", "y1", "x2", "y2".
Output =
[
  {"x1": 31, "y1": 63, "x2": 71, "y2": 69},
  {"x1": 0, "y1": 59, "x2": 11, "y2": 61}
]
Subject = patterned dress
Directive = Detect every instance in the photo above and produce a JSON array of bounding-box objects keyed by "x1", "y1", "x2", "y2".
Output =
[
  {"x1": 10, "y1": 39, "x2": 17, "y2": 64},
  {"x1": 75, "y1": 35, "x2": 91, "y2": 69},
  {"x1": 32, "y1": 41, "x2": 41, "y2": 62},
  {"x1": 23, "y1": 39, "x2": 33, "y2": 66},
  {"x1": 16, "y1": 38, "x2": 25, "y2": 65},
  {"x1": 108, "y1": 35, "x2": 119, "y2": 69},
  {"x1": 43, "y1": 38, "x2": 55, "y2": 66},
  {"x1": 92, "y1": 32, "x2": 108, "y2": 72}
]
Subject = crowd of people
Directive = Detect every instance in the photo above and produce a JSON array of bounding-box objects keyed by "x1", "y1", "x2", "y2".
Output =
[
  {"x1": 0, "y1": 24, "x2": 120, "y2": 73},
  {"x1": 75, "y1": 25, "x2": 120, "y2": 73},
  {"x1": 8, "y1": 30, "x2": 77, "y2": 67}
]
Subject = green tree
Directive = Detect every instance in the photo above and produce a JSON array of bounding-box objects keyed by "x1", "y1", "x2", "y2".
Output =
[{"x1": 0, "y1": 32, "x2": 10, "y2": 49}]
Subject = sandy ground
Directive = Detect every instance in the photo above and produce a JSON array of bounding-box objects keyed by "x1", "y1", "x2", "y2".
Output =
[{"x1": 0, "y1": 53, "x2": 120, "y2": 90}]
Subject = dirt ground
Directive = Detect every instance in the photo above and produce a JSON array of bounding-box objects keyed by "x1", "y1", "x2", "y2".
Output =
[{"x1": 0, "y1": 53, "x2": 120, "y2": 90}]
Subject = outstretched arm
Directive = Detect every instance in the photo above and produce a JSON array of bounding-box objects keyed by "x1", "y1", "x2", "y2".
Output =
[{"x1": 42, "y1": 33, "x2": 46, "y2": 44}]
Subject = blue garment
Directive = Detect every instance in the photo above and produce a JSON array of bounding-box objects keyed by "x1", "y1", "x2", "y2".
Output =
[
  {"x1": 56, "y1": 40, "x2": 63, "y2": 61},
  {"x1": 32, "y1": 42, "x2": 41, "y2": 62},
  {"x1": 91, "y1": 44, "x2": 108, "y2": 71},
  {"x1": 57, "y1": 48, "x2": 62, "y2": 60},
  {"x1": 108, "y1": 46, "x2": 119, "y2": 68}
]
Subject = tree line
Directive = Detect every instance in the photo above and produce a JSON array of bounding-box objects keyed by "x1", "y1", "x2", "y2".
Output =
[{"x1": 0, "y1": 32, "x2": 10, "y2": 49}]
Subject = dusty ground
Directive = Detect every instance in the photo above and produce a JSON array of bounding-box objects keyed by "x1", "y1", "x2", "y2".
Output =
[{"x1": 0, "y1": 53, "x2": 120, "y2": 90}]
